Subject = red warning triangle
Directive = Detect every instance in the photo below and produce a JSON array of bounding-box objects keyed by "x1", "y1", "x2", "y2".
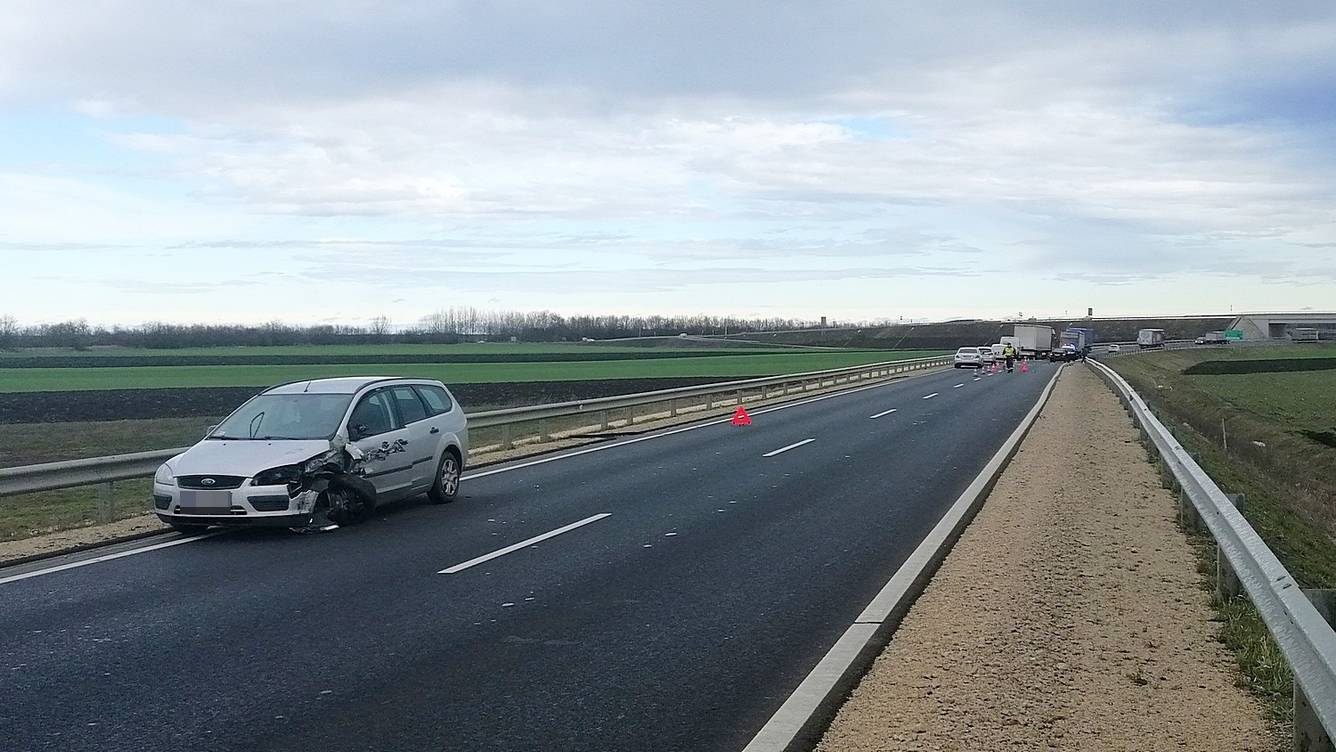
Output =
[{"x1": 731, "y1": 406, "x2": 752, "y2": 426}]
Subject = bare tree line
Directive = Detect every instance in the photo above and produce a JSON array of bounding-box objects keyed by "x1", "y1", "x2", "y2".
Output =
[{"x1": 0, "y1": 310, "x2": 830, "y2": 350}]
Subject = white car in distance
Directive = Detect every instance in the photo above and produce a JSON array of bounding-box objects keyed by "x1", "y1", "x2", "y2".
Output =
[
  {"x1": 953, "y1": 347, "x2": 983, "y2": 368},
  {"x1": 152, "y1": 377, "x2": 468, "y2": 532}
]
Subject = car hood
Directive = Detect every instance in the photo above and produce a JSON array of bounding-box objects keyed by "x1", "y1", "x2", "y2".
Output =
[{"x1": 170, "y1": 438, "x2": 333, "y2": 476}]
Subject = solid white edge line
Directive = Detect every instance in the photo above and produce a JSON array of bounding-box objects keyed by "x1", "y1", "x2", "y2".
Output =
[
  {"x1": 761, "y1": 438, "x2": 816, "y2": 458},
  {"x1": 3, "y1": 362, "x2": 951, "y2": 587},
  {"x1": 739, "y1": 365, "x2": 1064, "y2": 752},
  {"x1": 0, "y1": 532, "x2": 226, "y2": 586},
  {"x1": 438, "y1": 513, "x2": 611, "y2": 574},
  {"x1": 922, "y1": 392, "x2": 939, "y2": 400},
  {"x1": 868, "y1": 408, "x2": 897, "y2": 419}
]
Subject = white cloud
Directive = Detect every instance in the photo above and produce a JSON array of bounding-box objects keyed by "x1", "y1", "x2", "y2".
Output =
[{"x1": 2, "y1": 1, "x2": 1336, "y2": 323}]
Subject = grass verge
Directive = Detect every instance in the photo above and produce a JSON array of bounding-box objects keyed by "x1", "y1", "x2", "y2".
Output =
[{"x1": 0, "y1": 350, "x2": 945, "y2": 392}]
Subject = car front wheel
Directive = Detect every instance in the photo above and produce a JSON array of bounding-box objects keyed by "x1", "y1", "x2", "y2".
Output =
[{"x1": 428, "y1": 450, "x2": 461, "y2": 504}]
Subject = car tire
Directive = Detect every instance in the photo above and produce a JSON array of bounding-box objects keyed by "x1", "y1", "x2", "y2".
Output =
[{"x1": 428, "y1": 449, "x2": 462, "y2": 504}]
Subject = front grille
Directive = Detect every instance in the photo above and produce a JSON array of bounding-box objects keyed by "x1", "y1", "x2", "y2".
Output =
[
  {"x1": 176, "y1": 475, "x2": 246, "y2": 490},
  {"x1": 247, "y1": 495, "x2": 291, "y2": 512}
]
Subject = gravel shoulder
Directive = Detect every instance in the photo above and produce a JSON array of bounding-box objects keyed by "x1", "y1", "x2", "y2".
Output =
[{"x1": 817, "y1": 363, "x2": 1279, "y2": 751}]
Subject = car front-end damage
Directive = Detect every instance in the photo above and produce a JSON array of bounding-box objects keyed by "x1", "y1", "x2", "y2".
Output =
[{"x1": 153, "y1": 436, "x2": 381, "y2": 532}]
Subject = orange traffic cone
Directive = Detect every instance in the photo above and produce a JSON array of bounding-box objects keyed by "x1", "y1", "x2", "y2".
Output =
[{"x1": 731, "y1": 406, "x2": 752, "y2": 426}]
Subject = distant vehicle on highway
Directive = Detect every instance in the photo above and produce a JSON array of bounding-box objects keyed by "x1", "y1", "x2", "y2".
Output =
[
  {"x1": 1049, "y1": 345, "x2": 1081, "y2": 362},
  {"x1": 1195, "y1": 331, "x2": 1228, "y2": 345},
  {"x1": 1013, "y1": 325, "x2": 1055, "y2": 358},
  {"x1": 953, "y1": 346, "x2": 983, "y2": 368},
  {"x1": 1136, "y1": 328, "x2": 1166, "y2": 349},
  {"x1": 976, "y1": 346, "x2": 996, "y2": 365},
  {"x1": 1107, "y1": 344, "x2": 1122, "y2": 353},
  {"x1": 1060, "y1": 327, "x2": 1096, "y2": 353},
  {"x1": 153, "y1": 377, "x2": 468, "y2": 532}
]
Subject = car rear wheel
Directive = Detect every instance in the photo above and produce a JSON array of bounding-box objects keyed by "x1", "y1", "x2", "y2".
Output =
[{"x1": 428, "y1": 450, "x2": 461, "y2": 504}]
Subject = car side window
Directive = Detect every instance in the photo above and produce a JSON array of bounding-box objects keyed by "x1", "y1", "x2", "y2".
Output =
[
  {"x1": 348, "y1": 391, "x2": 397, "y2": 438},
  {"x1": 414, "y1": 385, "x2": 454, "y2": 415},
  {"x1": 391, "y1": 386, "x2": 428, "y2": 424}
]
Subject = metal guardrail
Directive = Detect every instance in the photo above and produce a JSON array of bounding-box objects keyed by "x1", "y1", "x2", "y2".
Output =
[
  {"x1": 0, "y1": 354, "x2": 951, "y2": 503},
  {"x1": 1088, "y1": 358, "x2": 1336, "y2": 748}
]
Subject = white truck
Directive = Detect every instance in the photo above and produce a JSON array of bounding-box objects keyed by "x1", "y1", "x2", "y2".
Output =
[
  {"x1": 1136, "y1": 328, "x2": 1166, "y2": 349},
  {"x1": 1013, "y1": 325, "x2": 1054, "y2": 357}
]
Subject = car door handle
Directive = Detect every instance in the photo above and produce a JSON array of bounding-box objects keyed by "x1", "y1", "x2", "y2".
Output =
[{"x1": 429, "y1": 427, "x2": 440, "y2": 434}]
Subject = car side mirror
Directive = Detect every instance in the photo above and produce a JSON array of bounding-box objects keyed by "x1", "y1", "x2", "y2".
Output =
[
  {"x1": 348, "y1": 424, "x2": 368, "y2": 442},
  {"x1": 205, "y1": 424, "x2": 219, "y2": 438}
]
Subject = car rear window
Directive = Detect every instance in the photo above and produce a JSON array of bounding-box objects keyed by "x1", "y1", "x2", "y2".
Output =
[
  {"x1": 414, "y1": 384, "x2": 454, "y2": 415},
  {"x1": 956, "y1": 348, "x2": 976, "y2": 354}
]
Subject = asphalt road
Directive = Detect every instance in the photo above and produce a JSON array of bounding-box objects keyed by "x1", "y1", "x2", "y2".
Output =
[{"x1": 1, "y1": 362, "x2": 1057, "y2": 752}]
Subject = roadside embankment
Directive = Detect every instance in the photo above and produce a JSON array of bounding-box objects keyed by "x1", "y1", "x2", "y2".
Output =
[{"x1": 818, "y1": 364, "x2": 1278, "y2": 751}]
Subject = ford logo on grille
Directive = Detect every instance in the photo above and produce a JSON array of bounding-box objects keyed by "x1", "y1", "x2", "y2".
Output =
[{"x1": 201, "y1": 478, "x2": 216, "y2": 486}]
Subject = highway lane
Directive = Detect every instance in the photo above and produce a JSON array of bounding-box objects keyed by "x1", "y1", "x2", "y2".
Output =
[{"x1": 0, "y1": 362, "x2": 1057, "y2": 752}]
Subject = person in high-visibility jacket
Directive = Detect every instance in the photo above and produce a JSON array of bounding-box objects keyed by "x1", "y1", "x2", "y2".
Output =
[{"x1": 1003, "y1": 344, "x2": 1017, "y2": 372}]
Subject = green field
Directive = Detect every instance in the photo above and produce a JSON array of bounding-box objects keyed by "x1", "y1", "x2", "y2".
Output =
[
  {"x1": 1191, "y1": 371, "x2": 1336, "y2": 428},
  {"x1": 0, "y1": 350, "x2": 944, "y2": 392},
  {"x1": 0, "y1": 341, "x2": 775, "y2": 358}
]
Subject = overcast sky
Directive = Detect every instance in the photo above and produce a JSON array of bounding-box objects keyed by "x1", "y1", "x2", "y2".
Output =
[{"x1": 3, "y1": 1, "x2": 1335, "y2": 327}]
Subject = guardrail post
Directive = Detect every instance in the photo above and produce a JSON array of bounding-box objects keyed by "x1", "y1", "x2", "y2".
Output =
[
  {"x1": 735, "y1": 389, "x2": 742, "y2": 405},
  {"x1": 501, "y1": 424, "x2": 514, "y2": 450},
  {"x1": 1296, "y1": 588, "x2": 1336, "y2": 752},
  {"x1": 1216, "y1": 493, "x2": 1245, "y2": 602},
  {"x1": 668, "y1": 399, "x2": 678, "y2": 418},
  {"x1": 97, "y1": 480, "x2": 115, "y2": 523},
  {"x1": 540, "y1": 418, "x2": 553, "y2": 440},
  {"x1": 600, "y1": 410, "x2": 610, "y2": 430}
]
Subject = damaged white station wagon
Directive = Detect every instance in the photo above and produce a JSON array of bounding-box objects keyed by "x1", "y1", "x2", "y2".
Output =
[{"x1": 153, "y1": 377, "x2": 468, "y2": 532}]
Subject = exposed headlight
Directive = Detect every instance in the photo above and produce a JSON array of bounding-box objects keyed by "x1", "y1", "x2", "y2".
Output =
[
  {"x1": 154, "y1": 464, "x2": 176, "y2": 486},
  {"x1": 303, "y1": 455, "x2": 331, "y2": 474},
  {"x1": 253, "y1": 464, "x2": 301, "y2": 486}
]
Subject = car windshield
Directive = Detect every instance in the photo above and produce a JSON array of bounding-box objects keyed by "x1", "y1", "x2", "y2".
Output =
[{"x1": 209, "y1": 393, "x2": 354, "y2": 440}]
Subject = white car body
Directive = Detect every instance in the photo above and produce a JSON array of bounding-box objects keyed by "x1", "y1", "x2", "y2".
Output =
[
  {"x1": 153, "y1": 377, "x2": 468, "y2": 528},
  {"x1": 953, "y1": 347, "x2": 983, "y2": 368},
  {"x1": 976, "y1": 346, "x2": 996, "y2": 364},
  {"x1": 1107, "y1": 344, "x2": 1122, "y2": 353}
]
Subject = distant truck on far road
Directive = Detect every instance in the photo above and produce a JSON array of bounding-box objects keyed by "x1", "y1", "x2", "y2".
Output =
[
  {"x1": 1194, "y1": 331, "x2": 1227, "y2": 345},
  {"x1": 1136, "y1": 328, "x2": 1166, "y2": 349},
  {"x1": 1013, "y1": 325, "x2": 1055, "y2": 357}
]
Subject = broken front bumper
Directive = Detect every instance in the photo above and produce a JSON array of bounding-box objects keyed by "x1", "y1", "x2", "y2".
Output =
[{"x1": 153, "y1": 482, "x2": 321, "y2": 527}]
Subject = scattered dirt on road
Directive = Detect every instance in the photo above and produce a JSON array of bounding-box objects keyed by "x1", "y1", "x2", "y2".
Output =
[{"x1": 818, "y1": 364, "x2": 1279, "y2": 752}]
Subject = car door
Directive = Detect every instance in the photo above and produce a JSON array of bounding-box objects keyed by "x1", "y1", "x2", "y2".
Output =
[
  {"x1": 388, "y1": 385, "x2": 441, "y2": 490},
  {"x1": 346, "y1": 388, "x2": 415, "y2": 500}
]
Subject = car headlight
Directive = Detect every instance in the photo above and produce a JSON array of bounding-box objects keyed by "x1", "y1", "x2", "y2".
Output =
[
  {"x1": 154, "y1": 464, "x2": 176, "y2": 486},
  {"x1": 253, "y1": 464, "x2": 302, "y2": 486},
  {"x1": 303, "y1": 455, "x2": 331, "y2": 474}
]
